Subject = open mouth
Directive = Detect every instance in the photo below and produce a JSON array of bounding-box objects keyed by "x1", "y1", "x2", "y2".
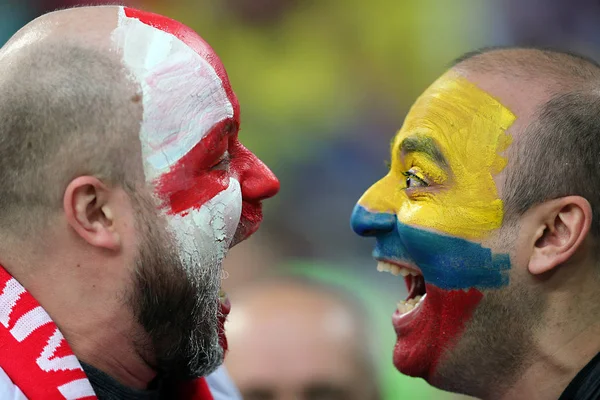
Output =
[{"x1": 377, "y1": 260, "x2": 427, "y2": 315}]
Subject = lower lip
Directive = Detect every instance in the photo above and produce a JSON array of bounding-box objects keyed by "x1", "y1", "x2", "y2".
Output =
[
  {"x1": 392, "y1": 295, "x2": 426, "y2": 330},
  {"x1": 391, "y1": 285, "x2": 484, "y2": 380}
]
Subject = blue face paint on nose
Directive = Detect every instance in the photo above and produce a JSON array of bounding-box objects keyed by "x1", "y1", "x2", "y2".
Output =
[
  {"x1": 351, "y1": 205, "x2": 511, "y2": 290},
  {"x1": 350, "y1": 204, "x2": 395, "y2": 236},
  {"x1": 351, "y1": 204, "x2": 414, "y2": 262}
]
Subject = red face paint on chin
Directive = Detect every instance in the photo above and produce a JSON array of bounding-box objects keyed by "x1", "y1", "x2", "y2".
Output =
[{"x1": 392, "y1": 285, "x2": 483, "y2": 380}]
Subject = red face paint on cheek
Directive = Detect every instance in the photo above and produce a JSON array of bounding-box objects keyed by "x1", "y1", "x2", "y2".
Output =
[
  {"x1": 123, "y1": 7, "x2": 240, "y2": 122},
  {"x1": 392, "y1": 285, "x2": 483, "y2": 380},
  {"x1": 154, "y1": 120, "x2": 232, "y2": 215}
]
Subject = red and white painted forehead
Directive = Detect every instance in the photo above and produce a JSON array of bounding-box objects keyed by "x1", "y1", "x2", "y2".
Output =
[
  {"x1": 111, "y1": 7, "x2": 240, "y2": 181},
  {"x1": 123, "y1": 7, "x2": 240, "y2": 118}
]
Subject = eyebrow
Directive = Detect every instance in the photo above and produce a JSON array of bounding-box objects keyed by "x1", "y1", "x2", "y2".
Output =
[{"x1": 399, "y1": 135, "x2": 449, "y2": 169}]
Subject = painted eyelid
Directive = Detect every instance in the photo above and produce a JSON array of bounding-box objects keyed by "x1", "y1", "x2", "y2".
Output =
[
  {"x1": 218, "y1": 150, "x2": 231, "y2": 163},
  {"x1": 404, "y1": 169, "x2": 429, "y2": 186},
  {"x1": 209, "y1": 150, "x2": 230, "y2": 169},
  {"x1": 406, "y1": 157, "x2": 447, "y2": 184}
]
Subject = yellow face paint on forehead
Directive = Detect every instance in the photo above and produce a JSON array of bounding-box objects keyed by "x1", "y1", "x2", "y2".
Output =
[{"x1": 358, "y1": 72, "x2": 516, "y2": 240}]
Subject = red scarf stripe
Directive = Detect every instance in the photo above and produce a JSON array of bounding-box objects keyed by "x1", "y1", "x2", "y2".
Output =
[
  {"x1": 0, "y1": 268, "x2": 95, "y2": 399},
  {"x1": 0, "y1": 266, "x2": 215, "y2": 399}
]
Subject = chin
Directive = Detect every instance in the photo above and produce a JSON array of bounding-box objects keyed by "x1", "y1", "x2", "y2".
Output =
[{"x1": 389, "y1": 278, "x2": 484, "y2": 382}]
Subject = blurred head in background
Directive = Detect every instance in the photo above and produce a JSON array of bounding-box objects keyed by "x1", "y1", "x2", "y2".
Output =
[{"x1": 226, "y1": 276, "x2": 380, "y2": 400}]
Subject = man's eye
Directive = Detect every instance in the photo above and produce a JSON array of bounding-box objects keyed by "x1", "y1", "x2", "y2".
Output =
[
  {"x1": 224, "y1": 121, "x2": 236, "y2": 135},
  {"x1": 402, "y1": 171, "x2": 428, "y2": 188},
  {"x1": 211, "y1": 151, "x2": 230, "y2": 170}
]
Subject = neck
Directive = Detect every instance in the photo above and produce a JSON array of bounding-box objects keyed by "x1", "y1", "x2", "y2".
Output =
[
  {"x1": 63, "y1": 314, "x2": 157, "y2": 390},
  {"x1": 497, "y1": 322, "x2": 600, "y2": 400},
  {"x1": 4, "y1": 258, "x2": 156, "y2": 390},
  {"x1": 494, "y1": 288, "x2": 600, "y2": 400}
]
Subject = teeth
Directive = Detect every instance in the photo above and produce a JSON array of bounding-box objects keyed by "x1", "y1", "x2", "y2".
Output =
[
  {"x1": 397, "y1": 301, "x2": 415, "y2": 314},
  {"x1": 377, "y1": 262, "x2": 391, "y2": 272},
  {"x1": 376, "y1": 261, "x2": 415, "y2": 277},
  {"x1": 397, "y1": 294, "x2": 427, "y2": 315}
]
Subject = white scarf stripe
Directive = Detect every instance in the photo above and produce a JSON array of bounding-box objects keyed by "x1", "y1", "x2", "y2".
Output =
[
  {"x1": 58, "y1": 379, "x2": 96, "y2": 399},
  {"x1": 10, "y1": 306, "x2": 52, "y2": 342}
]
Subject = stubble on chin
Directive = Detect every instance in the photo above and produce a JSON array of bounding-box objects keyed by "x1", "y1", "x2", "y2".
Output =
[{"x1": 431, "y1": 279, "x2": 546, "y2": 398}]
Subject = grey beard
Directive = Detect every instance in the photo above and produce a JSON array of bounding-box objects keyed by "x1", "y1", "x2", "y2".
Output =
[{"x1": 131, "y1": 218, "x2": 223, "y2": 381}]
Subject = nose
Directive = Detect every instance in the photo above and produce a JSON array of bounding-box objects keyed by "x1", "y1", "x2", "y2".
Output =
[
  {"x1": 350, "y1": 204, "x2": 396, "y2": 236},
  {"x1": 232, "y1": 142, "x2": 280, "y2": 201}
]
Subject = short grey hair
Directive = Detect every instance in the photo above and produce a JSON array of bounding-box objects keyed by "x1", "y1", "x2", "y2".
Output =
[{"x1": 0, "y1": 40, "x2": 144, "y2": 237}]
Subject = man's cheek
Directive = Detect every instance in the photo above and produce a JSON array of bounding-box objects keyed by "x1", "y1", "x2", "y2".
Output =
[
  {"x1": 166, "y1": 178, "x2": 242, "y2": 268},
  {"x1": 398, "y1": 222, "x2": 511, "y2": 291},
  {"x1": 157, "y1": 170, "x2": 230, "y2": 216},
  {"x1": 154, "y1": 123, "x2": 232, "y2": 216},
  {"x1": 419, "y1": 285, "x2": 484, "y2": 374}
]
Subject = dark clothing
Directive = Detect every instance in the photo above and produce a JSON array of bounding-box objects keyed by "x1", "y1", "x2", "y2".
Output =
[
  {"x1": 80, "y1": 362, "x2": 162, "y2": 400},
  {"x1": 559, "y1": 352, "x2": 600, "y2": 400}
]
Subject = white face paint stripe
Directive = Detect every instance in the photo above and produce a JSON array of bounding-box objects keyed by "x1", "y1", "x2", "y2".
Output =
[
  {"x1": 112, "y1": 7, "x2": 234, "y2": 182},
  {"x1": 169, "y1": 178, "x2": 242, "y2": 269}
]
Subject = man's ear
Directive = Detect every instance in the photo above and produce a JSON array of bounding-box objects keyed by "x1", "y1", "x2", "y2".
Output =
[
  {"x1": 529, "y1": 196, "x2": 592, "y2": 275},
  {"x1": 63, "y1": 176, "x2": 121, "y2": 251}
]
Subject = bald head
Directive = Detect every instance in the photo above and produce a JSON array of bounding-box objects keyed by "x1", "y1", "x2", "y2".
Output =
[
  {"x1": 0, "y1": 7, "x2": 143, "y2": 239},
  {"x1": 225, "y1": 277, "x2": 380, "y2": 400},
  {"x1": 454, "y1": 47, "x2": 600, "y2": 84},
  {"x1": 449, "y1": 47, "x2": 600, "y2": 238},
  {"x1": 3, "y1": 6, "x2": 121, "y2": 50}
]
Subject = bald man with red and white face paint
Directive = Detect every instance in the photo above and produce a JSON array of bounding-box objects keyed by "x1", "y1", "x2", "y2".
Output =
[{"x1": 0, "y1": 6, "x2": 278, "y2": 400}]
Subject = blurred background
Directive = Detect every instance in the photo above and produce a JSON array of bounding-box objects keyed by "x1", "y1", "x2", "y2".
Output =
[{"x1": 2, "y1": 0, "x2": 599, "y2": 398}]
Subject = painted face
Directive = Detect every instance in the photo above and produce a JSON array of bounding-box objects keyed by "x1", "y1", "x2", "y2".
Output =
[
  {"x1": 350, "y1": 71, "x2": 515, "y2": 380},
  {"x1": 112, "y1": 7, "x2": 279, "y2": 329}
]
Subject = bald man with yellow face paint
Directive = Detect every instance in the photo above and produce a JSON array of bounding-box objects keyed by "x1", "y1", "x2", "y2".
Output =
[{"x1": 351, "y1": 47, "x2": 600, "y2": 400}]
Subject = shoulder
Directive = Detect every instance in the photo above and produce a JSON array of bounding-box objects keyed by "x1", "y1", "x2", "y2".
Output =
[{"x1": 205, "y1": 366, "x2": 242, "y2": 400}]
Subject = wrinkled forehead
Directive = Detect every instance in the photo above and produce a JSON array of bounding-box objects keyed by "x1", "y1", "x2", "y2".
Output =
[{"x1": 394, "y1": 72, "x2": 514, "y2": 171}]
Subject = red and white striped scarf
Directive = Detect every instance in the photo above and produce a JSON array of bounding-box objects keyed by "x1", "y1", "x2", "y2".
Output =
[{"x1": 0, "y1": 265, "x2": 215, "y2": 400}]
